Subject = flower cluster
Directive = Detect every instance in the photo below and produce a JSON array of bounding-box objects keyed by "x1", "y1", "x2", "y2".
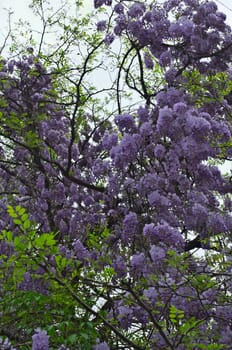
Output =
[
  {"x1": 104, "y1": 0, "x2": 232, "y2": 81},
  {"x1": 32, "y1": 330, "x2": 49, "y2": 350}
]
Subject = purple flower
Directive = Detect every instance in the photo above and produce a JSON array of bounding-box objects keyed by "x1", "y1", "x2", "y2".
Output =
[
  {"x1": 114, "y1": 19, "x2": 127, "y2": 36},
  {"x1": 55, "y1": 182, "x2": 66, "y2": 203},
  {"x1": 144, "y1": 287, "x2": 158, "y2": 305},
  {"x1": 165, "y1": 68, "x2": 177, "y2": 83},
  {"x1": 110, "y1": 134, "x2": 138, "y2": 168},
  {"x1": 224, "y1": 197, "x2": 232, "y2": 211},
  {"x1": 128, "y1": 3, "x2": 145, "y2": 18},
  {"x1": 114, "y1": 3, "x2": 124, "y2": 14},
  {"x1": 219, "y1": 326, "x2": 232, "y2": 345},
  {"x1": 154, "y1": 144, "x2": 166, "y2": 159},
  {"x1": 150, "y1": 245, "x2": 166, "y2": 262},
  {"x1": 208, "y1": 214, "x2": 228, "y2": 234},
  {"x1": 0, "y1": 4, "x2": 232, "y2": 344},
  {"x1": 115, "y1": 113, "x2": 135, "y2": 132},
  {"x1": 59, "y1": 244, "x2": 72, "y2": 259},
  {"x1": 94, "y1": 342, "x2": 110, "y2": 350},
  {"x1": 156, "y1": 91, "x2": 168, "y2": 107},
  {"x1": 0, "y1": 337, "x2": 16, "y2": 350},
  {"x1": 181, "y1": 20, "x2": 194, "y2": 36},
  {"x1": 173, "y1": 102, "x2": 187, "y2": 114},
  {"x1": 47, "y1": 129, "x2": 60, "y2": 143},
  {"x1": 8, "y1": 60, "x2": 15, "y2": 74},
  {"x1": 123, "y1": 211, "x2": 138, "y2": 235},
  {"x1": 192, "y1": 203, "x2": 208, "y2": 226},
  {"x1": 127, "y1": 20, "x2": 143, "y2": 37},
  {"x1": 97, "y1": 20, "x2": 107, "y2": 31},
  {"x1": 140, "y1": 122, "x2": 152, "y2": 137},
  {"x1": 130, "y1": 253, "x2": 146, "y2": 274},
  {"x1": 148, "y1": 190, "x2": 169, "y2": 207},
  {"x1": 203, "y1": 1, "x2": 218, "y2": 14},
  {"x1": 104, "y1": 33, "x2": 115, "y2": 45},
  {"x1": 102, "y1": 132, "x2": 118, "y2": 150},
  {"x1": 0, "y1": 240, "x2": 14, "y2": 257},
  {"x1": 94, "y1": 0, "x2": 105, "y2": 8},
  {"x1": 72, "y1": 239, "x2": 90, "y2": 262},
  {"x1": 117, "y1": 305, "x2": 133, "y2": 330},
  {"x1": 137, "y1": 106, "x2": 149, "y2": 123},
  {"x1": 144, "y1": 53, "x2": 154, "y2": 69},
  {"x1": 169, "y1": 22, "x2": 183, "y2": 37},
  {"x1": 32, "y1": 330, "x2": 49, "y2": 350},
  {"x1": 144, "y1": 223, "x2": 184, "y2": 248},
  {"x1": 186, "y1": 114, "x2": 211, "y2": 135},
  {"x1": 157, "y1": 107, "x2": 174, "y2": 134},
  {"x1": 143, "y1": 223, "x2": 156, "y2": 237},
  {"x1": 113, "y1": 256, "x2": 127, "y2": 277},
  {"x1": 159, "y1": 50, "x2": 172, "y2": 67},
  {"x1": 59, "y1": 219, "x2": 68, "y2": 234}
]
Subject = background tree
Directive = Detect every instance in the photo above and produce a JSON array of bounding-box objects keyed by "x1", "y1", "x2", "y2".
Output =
[{"x1": 0, "y1": 0, "x2": 232, "y2": 349}]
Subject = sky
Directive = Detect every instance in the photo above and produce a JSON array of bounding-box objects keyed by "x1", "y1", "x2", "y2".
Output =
[
  {"x1": 0, "y1": 0, "x2": 94, "y2": 49},
  {"x1": 0, "y1": 0, "x2": 232, "y2": 51},
  {"x1": 0, "y1": 0, "x2": 232, "y2": 31}
]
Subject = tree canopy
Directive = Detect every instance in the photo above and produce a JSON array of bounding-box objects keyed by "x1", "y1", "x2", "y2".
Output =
[{"x1": 0, "y1": 0, "x2": 231, "y2": 349}]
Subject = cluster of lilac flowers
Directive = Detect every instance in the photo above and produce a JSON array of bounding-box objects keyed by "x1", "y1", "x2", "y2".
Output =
[
  {"x1": 31, "y1": 332, "x2": 111, "y2": 350},
  {"x1": 0, "y1": 337, "x2": 16, "y2": 350},
  {"x1": 32, "y1": 330, "x2": 49, "y2": 350},
  {"x1": 95, "y1": 0, "x2": 232, "y2": 78}
]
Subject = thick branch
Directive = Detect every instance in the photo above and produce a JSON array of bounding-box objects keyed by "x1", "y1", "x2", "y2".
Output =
[{"x1": 184, "y1": 235, "x2": 202, "y2": 252}]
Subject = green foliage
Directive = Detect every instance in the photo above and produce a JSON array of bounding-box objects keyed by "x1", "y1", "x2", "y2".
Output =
[
  {"x1": 87, "y1": 227, "x2": 110, "y2": 249},
  {"x1": 169, "y1": 305, "x2": 185, "y2": 324},
  {"x1": 0, "y1": 206, "x2": 102, "y2": 349},
  {"x1": 182, "y1": 70, "x2": 232, "y2": 106}
]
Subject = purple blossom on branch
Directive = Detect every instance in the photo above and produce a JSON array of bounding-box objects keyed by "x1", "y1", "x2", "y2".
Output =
[
  {"x1": 114, "y1": 3, "x2": 124, "y2": 14},
  {"x1": 32, "y1": 330, "x2": 49, "y2": 350},
  {"x1": 94, "y1": 341, "x2": 110, "y2": 350},
  {"x1": 96, "y1": 20, "x2": 107, "y2": 31},
  {"x1": 144, "y1": 53, "x2": 154, "y2": 69},
  {"x1": 123, "y1": 211, "x2": 138, "y2": 234},
  {"x1": 104, "y1": 33, "x2": 115, "y2": 45},
  {"x1": 0, "y1": 338, "x2": 16, "y2": 350},
  {"x1": 115, "y1": 113, "x2": 135, "y2": 132},
  {"x1": 128, "y1": 3, "x2": 145, "y2": 18}
]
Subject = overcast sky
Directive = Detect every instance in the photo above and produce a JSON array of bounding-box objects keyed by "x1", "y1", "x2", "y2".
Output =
[
  {"x1": 0, "y1": 0, "x2": 232, "y2": 32},
  {"x1": 0, "y1": 0, "x2": 231, "y2": 49}
]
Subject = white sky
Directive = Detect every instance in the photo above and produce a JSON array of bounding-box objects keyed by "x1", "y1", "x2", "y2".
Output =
[
  {"x1": 0, "y1": 0, "x2": 231, "y2": 49},
  {"x1": 0, "y1": 0, "x2": 94, "y2": 48},
  {"x1": 0, "y1": 0, "x2": 231, "y2": 31}
]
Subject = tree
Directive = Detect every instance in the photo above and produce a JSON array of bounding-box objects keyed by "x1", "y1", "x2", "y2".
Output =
[{"x1": 0, "y1": 0, "x2": 232, "y2": 349}]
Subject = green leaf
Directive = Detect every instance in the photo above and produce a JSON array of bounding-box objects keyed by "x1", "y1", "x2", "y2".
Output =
[
  {"x1": 23, "y1": 220, "x2": 31, "y2": 229},
  {"x1": 5, "y1": 231, "x2": 13, "y2": 242},
  {"x1": 55, "y1": 255, "x2": 68, "y2": 269},
  {"x1": 19, "y1": 208, "x2": 26, "y2": 215},
  {"x1": 21, "y1": 213, "x2": 29, "y2": 222},
  {"x1": 34, "y1": 233, "x2": 56, "y2": 248},
  {"x1": 7, "y1": 206, "x2": 17, "y2": 218},
  {"x1": 13, "y1": 236, "x2": 27, "y2": 251},
  {"x1": 68, "y1": 334, "x2": 78, "y2": 343},
  {"x1": 16, "y1": 206, "x2": 26, "y2": 215},
  {"x1": 13, "y1": 219, "x2": 22, "y2": 225}
]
